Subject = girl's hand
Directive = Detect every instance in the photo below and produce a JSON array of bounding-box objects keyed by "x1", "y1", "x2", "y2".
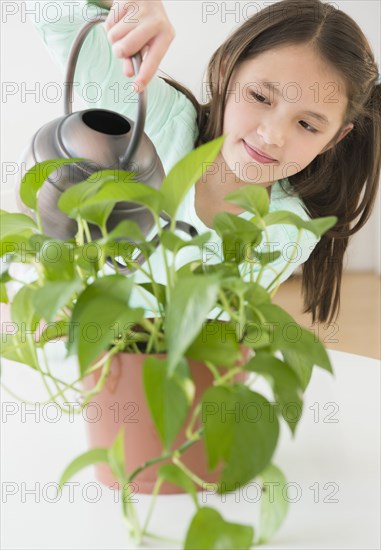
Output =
[{"x1": 104, "y1": 0, "x2": 175, "y2": 92}]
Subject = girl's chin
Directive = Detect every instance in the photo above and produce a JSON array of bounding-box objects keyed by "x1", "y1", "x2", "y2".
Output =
[{"x1": 222, "y1": 147, "x2": 281, "y2": 183}]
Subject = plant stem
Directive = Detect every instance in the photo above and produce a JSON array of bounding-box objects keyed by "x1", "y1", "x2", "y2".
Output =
[
  {"x1": 122, "y1": 490, "x2": 142, "y2": 544},
  {"x1": 173, "y1": 456, "x2": 217, "y2": 492},
  {"x1": 78, "y1": 342, "x2": 125, "y2": 408},
  {"x1": 78, "y1": 358, "x2": 111, "y2": 408},
  {"x1": 265, "y1": 229, "x2": 302, "y2": 295},
  {"x1": 155, "y1": 217, "x2": 172, "y2": 302},
  {"x1": 26, "y1": 334, "x2": 57, "y2": 402},
  {"x1": 215, "y1": 366, "x2": 242, "y2": 386},
  {"x1": 76, "y1": 217, "x2": 84, "y2": 246},
  {"x1": 41, "y1": 346, "x2": 68, "y2": 395},
  {"x1": 140, "y1": 477, "x2": 164, "y2": 539},
  {"x1": 218, "y1": 289, "x2": 240, "y2": 322},
  {"x1": 128, "y1": 428, "x2": 204, "y2": 484},
  {"x1": 82, "y1": 219, "x2": 92, "y2": 244},
  {"x1": 204, "y1": 361, "x2": 221, "y2": 381},
  {"x1": 145, "y1": 256, "x2": 165, "y2": 318},
  {"x1": 34, "y1": 208, "x2": 44, "y2": 233},
  {"x1": 185, "y1": 401, "x2": 202, "y2": 439}
]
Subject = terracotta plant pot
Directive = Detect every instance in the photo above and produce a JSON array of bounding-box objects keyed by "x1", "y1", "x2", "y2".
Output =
[{"x1": 82, "y1": 349, "x2": 251, "y2": 495}]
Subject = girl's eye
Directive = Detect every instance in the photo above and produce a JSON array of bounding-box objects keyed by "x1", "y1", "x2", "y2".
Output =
[
  {"x1": 250, "y1": 92, "x2": 268, "y2": 103},
  {"x1": 299, "y1": 121, "x2": 318, "y2": 133},
  {"x1": 250, "y1": 91, "x2": 318, "y2": 133}
]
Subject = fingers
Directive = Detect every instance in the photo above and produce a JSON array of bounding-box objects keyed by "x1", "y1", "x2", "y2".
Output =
[
  {"x1": 104, "y1": 1, "x2": 125, "y2": 31},
  {"x1": 103, "y1": 1, "x2": 175, "y2": 92},
  {"x1": 122, "y1": 46, "x2": 148, "y2": 78},
  {"x1": 110, "y1": 24, "x2": 175, "y2": 90},
  {"x1": 123, "y1": 58, "x2": 134, "y2": 77},
  {"x1": 133, "y1": 35, "x2": 173, "y2": 90}
]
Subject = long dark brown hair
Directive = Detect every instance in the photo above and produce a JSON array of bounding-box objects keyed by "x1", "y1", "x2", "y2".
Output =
[{"x1": 159, "y1": 0, "x2": 381, "y2": 324}]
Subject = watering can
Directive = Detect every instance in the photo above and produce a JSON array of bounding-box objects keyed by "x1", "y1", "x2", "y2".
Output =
[{"x1": 15, "y1": 13, "x2": 197, "y2": 273}]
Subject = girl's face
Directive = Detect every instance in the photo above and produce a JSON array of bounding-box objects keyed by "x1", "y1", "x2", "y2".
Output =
[{"x1": 220, "y1": 43, "x2": 353, "y2": 187}]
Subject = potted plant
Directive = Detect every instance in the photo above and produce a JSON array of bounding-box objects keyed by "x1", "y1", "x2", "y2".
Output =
[{"x1": 0, "y1": 136, "x2": 336, "y2": 548}]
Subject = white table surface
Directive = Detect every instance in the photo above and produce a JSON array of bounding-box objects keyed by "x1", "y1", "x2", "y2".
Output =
[{"x1": 1, "y1": 343, "x2": 380, "y2": 550}]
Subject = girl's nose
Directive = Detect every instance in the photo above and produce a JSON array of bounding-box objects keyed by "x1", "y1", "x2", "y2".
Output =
[{"x1": 256, "y1": 117, "x2": 286, "y2": 149}]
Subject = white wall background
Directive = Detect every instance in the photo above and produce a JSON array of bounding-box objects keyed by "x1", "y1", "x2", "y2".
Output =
[{"x1": 1, "y1": 0, "x2": 380, "y2": 272}]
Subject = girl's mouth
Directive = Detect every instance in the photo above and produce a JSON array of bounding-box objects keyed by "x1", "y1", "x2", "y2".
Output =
[{"x1": 242, "y1": 140, "x2": 278, "y2": 164}]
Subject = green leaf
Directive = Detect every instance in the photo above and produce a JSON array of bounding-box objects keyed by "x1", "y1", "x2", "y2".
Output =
[
  {"x1": 213, "y1": 211, "x2": 262, "y2": 238},
  {"x1": 213, "y1": 213, "x2": 262, "y2": 263},
  {"x1": 2, "y1": 286, "x2": 42, "y2": 369},
  {"x1": 143, "y1": 357, "x2": 195, "y2": 451},
  {"x1": 59, "y1": 448, "x2": 109, "y2": 489},
  {"x1": 157, "y1": 463, "x2": 198, "y2": 507},
  {"x1": 79, "y1": 202, "x2": 116, "y2": 230},
  {"x1": 160, "y1": 136, "x2": 225, "y2": 218},
  {"x1": 69, "y1": 274, "x2": 144, "y2": 374},
  {"x1": 71, "y1": 176, "x2": 164, "y2": 220},
  {"x1": 243, "y1": 282, "x2": 271, "y2": 306},
  {"x1": 254, "y1": 250, "x2": 282, "y2": 266},
  {"x1": 98, "y1": 219, "x2": 155, "y2": 268},
  {"x1": 185, "y1": 320, "x2": 241, "y2": 368},
  {"x1": 263, "y1": 211, "x2": 337, "y2": 238},
  {"x1": 20, "y1": 158, "x2": 84, "y2": 210},
  {"x1": 0, "y1": 270, "x2": 12, "y2": 284},
  {"x1": 139, "y1": 282, "x2": 167, "y2": 307},
  {"x1": 11, "y1": 286, "x2": 41, "y2": 332},
  {"x1": 165, "y1": 275, "x2": 221, "y2": 375},
  {"x1": 256, "y1": 304, "x2": 333, "y2": 387},
  {"x1": 107, "y1": 428, "x2": 127, "y2": 481},
  {"x1": 32, "y1": 279, "x2": 83, "y2": 322},
  {"x1": 0, "y1": 334, "x2": 39, "y2": 369},
  {"x1": 224, "y1": 185, "x2": 270, "y2": 217},
  {"x1": 242, "y1": 308, "x2": 274, "y2": 350},
  {"x1": 102, "y1": 219, "x2": 146, "y2": 243},
  {"x1": 0, "y1": 283, "x2": 8, "y2": 303},
  {"x1": 193, "y1": 262, "x2": 240, "y2": 279},
  {"x1": 281, "y1": 349, "x2": 314, "y2": 390},
  {"x1": 0, "y1": 234, "x2": 34, "y2": 259},
  {"x1": 245, "y1": 353, "x2": 303, "y2": 434},
  {"x1": 160, "y1": 230, "x2": 212, "y2": 254},
  {"x1": 57, "y1": 170, "x2": 120, "y2": 218},
  {"x1": 34, "y1": 238, "x2": 76, "y2": 281},
  {"x1": 0, "y1": 211, "x2": 38, "y2": 236},
  {"x1": 184, "y1": 507, "x2": 253, "y2": 550},
  {"x1": 202, "y1": 384, "x2": 279, "y2": 491},
  {"x1": 37, "y1": 319, "x2": 69, "y2": 346},
  {"x1": 257, "y1": 463, "x2": 289, "y2": 544}
]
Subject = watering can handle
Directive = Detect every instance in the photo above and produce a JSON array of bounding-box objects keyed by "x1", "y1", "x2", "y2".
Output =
[{"x1": 64, "y1": 12, "x2": 146, "y2": 166}]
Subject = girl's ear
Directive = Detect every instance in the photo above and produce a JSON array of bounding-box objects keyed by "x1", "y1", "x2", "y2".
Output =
[
  {"x1": 335, "y1": 123, "x2": 354, "y2": 144},
  {"x1": 319, "y1": 123, "x2": 354, "y2": 154}
]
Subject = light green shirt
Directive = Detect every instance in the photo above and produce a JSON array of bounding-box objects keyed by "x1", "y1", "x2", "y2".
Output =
[{"x1": 27, "y1": 1, "x2": 319, "y2": 317}]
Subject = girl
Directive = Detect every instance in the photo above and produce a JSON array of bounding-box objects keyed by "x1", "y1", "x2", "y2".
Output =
[{"x1": 27, "y1": 0, "x2": 380, "y2": 324}]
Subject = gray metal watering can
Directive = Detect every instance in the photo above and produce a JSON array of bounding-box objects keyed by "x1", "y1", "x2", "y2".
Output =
[{"x1": 16, "y1": 13, "x2": 197, "y2": 273}]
